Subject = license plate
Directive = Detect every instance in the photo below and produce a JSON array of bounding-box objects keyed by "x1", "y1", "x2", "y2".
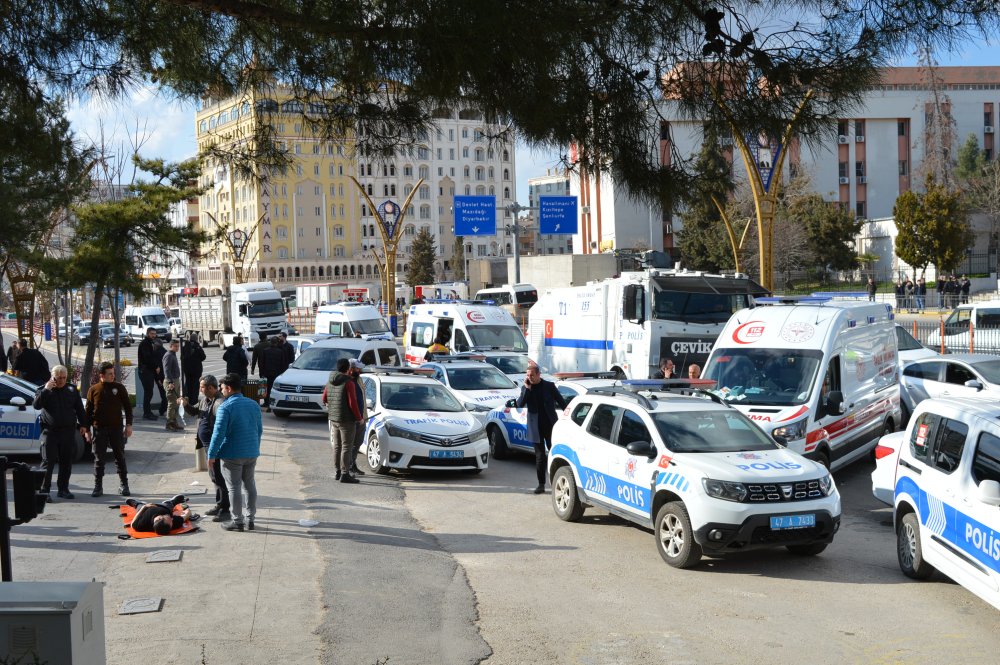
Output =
[
  {"x1": 770, "y1": 514, "x2": 816, "y2": 530},
  {"x1": 429, "y1": 450, "x2": 464, "y2": 459},
  {"x1": 287, "y1": 395, "x2": 311, "y2": 403}
]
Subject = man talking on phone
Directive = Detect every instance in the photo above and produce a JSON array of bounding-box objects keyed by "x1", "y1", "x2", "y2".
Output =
[{"x1": 515, "y1": 363, "x2": 568, "y2": 495}]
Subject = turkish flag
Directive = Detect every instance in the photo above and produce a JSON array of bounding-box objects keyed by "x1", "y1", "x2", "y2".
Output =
[{"x1": 544, "y1": 320, "x2": 554, "y2": 338}]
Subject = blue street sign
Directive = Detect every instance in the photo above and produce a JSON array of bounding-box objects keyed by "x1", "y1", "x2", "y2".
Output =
[
  {"x1": 453, "y1": 196, "x2": 496, "y2": 236},
  {"x1": 539, "y1": 196, "x2": 578, "y2": 235}
]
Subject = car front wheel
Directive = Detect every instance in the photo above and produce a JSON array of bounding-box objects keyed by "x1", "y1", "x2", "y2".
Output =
[
  {"x1": 366, "y1": 433, "x2": 389, "y2": 475},
  {"x1": 551, "y1": 466, "x2": 584, "y2": 521},
  {"x1": 654, "y1": 502, "x2": 702, "y2": 568},
  {"x1": 897, "y1": 511, "x2": 934, "y2": 579},
  {"x1": 487, "y1": 425, "x2": 510, "y2": 460}
]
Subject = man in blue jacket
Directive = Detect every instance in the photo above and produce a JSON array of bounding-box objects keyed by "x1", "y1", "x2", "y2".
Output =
[{"x1": 207, "y1": 373, "x2": 263, "y2": 533}]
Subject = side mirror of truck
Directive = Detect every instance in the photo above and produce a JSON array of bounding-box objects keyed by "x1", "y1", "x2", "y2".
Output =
[
  {"x1": 965, "y1": 379, "x2": 984, "y2": 391},
  {"x1": 826, "y1": 390, "x2": 845, "y2": 415},
  {"x1": 978, "y1": 479, "x2": 1000, "y2": 507},
  {"x1": 625, "y1": 440, "x2": 656, "y2": 459}
]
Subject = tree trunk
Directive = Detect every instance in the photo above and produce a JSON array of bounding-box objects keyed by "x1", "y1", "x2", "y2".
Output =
[{"x1": 80, "y1": 277, "x2": 106, "y2": 390}]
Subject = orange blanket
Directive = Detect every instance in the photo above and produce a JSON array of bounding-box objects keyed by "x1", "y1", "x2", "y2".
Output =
[{"x1": 119, "y1": 503, "x2": 198, "y2": 538}]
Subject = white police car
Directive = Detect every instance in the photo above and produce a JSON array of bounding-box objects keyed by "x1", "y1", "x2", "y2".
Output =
[
  {"x1": 269, "y1": 337, "x2": 401, "y2": 417},
  {"x1": 358, "y1": 368, "x2": 489, "y2": 473},
  {"x1": 420, "y1": 357, "x2": 520, "y2": 423},
  {"x1": 0, "y1": 374, "x2": 87, "y2": 460},
  {"x1": 486, "y1": 373, "x2": 619, "y2": 459},
  {"x1": 548, "y1": 381, "x2": 840, "y2": 568},
  {"x1": 887, "y1": 396, "x2": 1000, "y2": 611},
  {"x1": 454, "y1": 348, "x2": 532, "y2": 379}
]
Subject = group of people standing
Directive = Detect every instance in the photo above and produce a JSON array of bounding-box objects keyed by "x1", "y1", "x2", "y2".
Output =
[
  {"x1": 890, "y1": 277, "x2": 929, "y2": 314},
  {"x1": 868, "y1": 275, "x2": 970, "y2": 313},
  {"x1": 936, "y1": 274, "x2": 971, "y2": 310},
  {"x1": 137, "y1": 327, "x2": 206, "y2": 429}
]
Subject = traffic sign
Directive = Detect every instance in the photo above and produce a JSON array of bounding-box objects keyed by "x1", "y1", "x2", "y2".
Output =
[
  {"x1": 539, "y1": 196, "x2": 578, "y2": 234},
  {"x1": 453, "y1": 196, "x2": 496, "y2": 236}
]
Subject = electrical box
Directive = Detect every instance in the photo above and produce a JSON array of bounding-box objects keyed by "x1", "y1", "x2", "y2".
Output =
[{"x1": 0, "y1": 582, "x2": 105, "y2": 664}]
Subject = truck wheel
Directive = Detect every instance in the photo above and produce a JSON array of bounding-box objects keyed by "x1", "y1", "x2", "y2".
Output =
[
  {"x1": 217, "y1": 333, "x2": 226, "y2": 348},
  {"x1": 897, "y1": 512, "x2": 934, "y2": 579},
  {"x1": 366, "y1": 433, "x2": 390, "y2": 475},
  {"x1": 551, "y1": 466, "x2": 584, "y2": 522},
  {"x1": 487, "y1": 425, "x2": 510, "y2": 460},
  {"x1": 654, "y1": 502, "x2": 702, "y2": 568},
  {"x1": 786, "y1": 543, "x2": 828, "y2": 556}
]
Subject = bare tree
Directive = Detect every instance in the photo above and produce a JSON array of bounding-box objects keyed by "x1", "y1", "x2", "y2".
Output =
[{"x1": 914, "y1": 46, "x2": 959, "y2": 190}]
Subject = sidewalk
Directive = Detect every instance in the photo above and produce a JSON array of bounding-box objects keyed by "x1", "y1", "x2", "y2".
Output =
[{"x1": 11, "y1": 411, "x2": 324, "y2": 664}]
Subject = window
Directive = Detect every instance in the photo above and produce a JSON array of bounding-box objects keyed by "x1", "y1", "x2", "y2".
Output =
[
  {"x1": 410, "y1": 322, "x2": 435, "y2": 348},
  {"x1": 972, "y1": 432, "x2": 1000, "y2": 484},
  {"x1": 462, "y1": 147, "x2": 469, "y2": 158},
  {"x1": 334, "y1": 225, "x2": 344, "y2": 237},
  {"x1": 838, "y1": 162, "x2": 848, "y2": 178},
  {"x1": 462, "y1": 128, "x2": 469, "y2": 138},
  {"x1": 315, "y1": 227, "x2": 322, "y2": 236},
  {"x1": 278, "y1": 247, "x2": 289, "y2": 259},
  {"x1": 570, "y1": 402, "x2": 593, "y2": 426},
  {"x1": 587, "y1": 404, "x2": 621, "y2": 442},
  {"x1": 899, "y1": 160, "x2": 909, "y2": 176},
  {"x1": 838, "y1": 120, "x2": 848, "y2": 136},
  {"x1": 616, "y1": 410, "x2": 652, "y2": 448},
  {"x1": 854, "y1": 120, "x2": 865, "y2": 138},
  {"x1": 903, "y1": 362, "x2": 942, "y2": 380},
  {"x1": 944, "y1": 362, "x2": 976, "y2": 385},
  {"x1": 856, "y1": 162, "x2": 865, "y2": 177},
  {"x1": 933, "y1": 418, "x2": 968, "y2": 474},
  {"x1": 314, "y1": 207, "x2": 321, "y2": 216},
  {"x1": 898, "y1": 120, "x2": 908, "y2": 137},
  {"x1": 855, "y1": 201, "x2": 866, "y2": 218}
]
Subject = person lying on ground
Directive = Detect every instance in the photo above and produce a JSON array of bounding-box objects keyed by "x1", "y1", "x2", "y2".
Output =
[{"x1": 125, "y1": 495, "x2": 196, "y2": 535}]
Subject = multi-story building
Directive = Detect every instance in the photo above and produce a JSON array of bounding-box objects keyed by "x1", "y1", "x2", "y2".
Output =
[
  {"x1": 525, "y1": 170, "x2": 574, "y2": 256},
  {"x1": 193, "y1": 89, "x2": 515, "y2": 295}
]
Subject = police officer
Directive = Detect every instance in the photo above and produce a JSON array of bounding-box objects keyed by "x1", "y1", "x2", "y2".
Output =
[
  {"x1": 137, "y1": 328, "x2": 166, "y2": 420},
  {"x1": 34, "y1": 365, "x2": 90, "y2": 500}
]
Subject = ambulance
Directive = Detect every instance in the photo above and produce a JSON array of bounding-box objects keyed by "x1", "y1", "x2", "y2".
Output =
[
  {"x1": 314, "y1": 302, "x2": 392, "y2": 338},
  {"x1": 527, "y1": 268, "x2": 767, "y2": 379},
  {"x1": 404, "y1": 301, "x2": 527, "y2": 365},
  {"x1": 701, "y1": 297, "x2": 901, "y2": 471}
]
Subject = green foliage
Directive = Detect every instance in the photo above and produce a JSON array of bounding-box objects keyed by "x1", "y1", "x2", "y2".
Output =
[
  {"x1": 955, "y1": 133, "x2": 986, "y2": 184},
  {"x1": 783, "y1": 194, "x2": 863, "y2": 270},
  {"x1": 406, "y1": 227, "x2": 437, "y2": 288},
  {"x1": 677, "y1": 124, "x2": 736, "y2": 271},
  {"x1": 894, "y1": 178, "x2": 972, "y2": 273}
]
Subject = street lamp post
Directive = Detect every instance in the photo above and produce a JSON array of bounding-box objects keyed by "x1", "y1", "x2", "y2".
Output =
[{"x1": 504, "y1": 202, "x2": 536, "y2": 284}]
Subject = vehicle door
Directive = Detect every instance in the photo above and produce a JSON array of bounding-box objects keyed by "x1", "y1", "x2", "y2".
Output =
[
  {"x1": 435, "y1": 318, "x2": 454, "y2": 348},
  {"x1": 576, "y1": 402, "x2": 623, "y2": 506},
  {"x1": 901, "y1": 361, "x2": 945, "y2": 408},
  {"x1": 360, "y1": 376, "x2": 379, "y2": 438},
  {"x1": 0, "y1": 379, "x2": 40, "y2": 454},
  {"x1": 940, "y1": 361, "x2": 982, "y2": 400},
  {"x1": 453, "y1": 329, "x2": 471, "y2": 353},
  {"x1": 967, "y1": 429, "x2": 1000, "y2": 599},
  {"x1": 609, "y1": 408, "x2": 660, "y2": 518}
]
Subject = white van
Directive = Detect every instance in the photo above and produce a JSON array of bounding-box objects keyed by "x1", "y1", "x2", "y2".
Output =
[
  {"x1": 314, "y1": 302, "x2": 391, "y2": 338},
  {"x1": 474, "y1": 283, "x2": 538, "y2": 310},
  {"x1": 925, "y1": 299, "x2": 1000, "y2": 354},
  {"x1": 702, "y1": 297, "x2": 901, "y2": 471},
  {"x1": 123, "y1": 306, "x2": 171, "y2": 340},
  {"x1": 404, "y1": 301, "x2": 527, "y2": 365}
]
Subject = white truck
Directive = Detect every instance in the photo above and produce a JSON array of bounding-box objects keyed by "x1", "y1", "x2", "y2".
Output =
[
  {"x1": 527, "y1": 268, "x2": 768, "y2": 379},
  {"x1": 179, "y1": 281, "x2": 287, "y2": 347}
]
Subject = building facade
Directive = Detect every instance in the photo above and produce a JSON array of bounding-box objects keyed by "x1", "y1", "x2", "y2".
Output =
[
  {"x1": 193, "y1": 89, "x2": 515, "y2": 296},
  {"x1": 525, "y1": 170, "x2": 574, "y2": 256}
]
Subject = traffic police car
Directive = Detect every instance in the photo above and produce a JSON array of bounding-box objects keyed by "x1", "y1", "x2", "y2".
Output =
[
  {"x1": 486, "y1": 373, "x2": 619, "y2": 459},
  {"x1": 359, "y1": 367, "x2": 489, "y2": 474},
  {"x1": 454, "y1": 347, "x2": 533, "y2": 379},
  {"x1": 420, "y1": 357, "x2": 520, "y2": 424},
  {"x1": 0, "y1": 374, "x2": 87, "y2": 460},
  {"x1": 548, "y1": 380, "x2": 840, "y2": 568},
  {"x1": 885, "y1": 397, "x2": 1000, "y2": 611}
]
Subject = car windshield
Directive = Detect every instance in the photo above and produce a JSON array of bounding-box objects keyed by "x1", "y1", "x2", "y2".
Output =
[
  {"x1": 3, "y1": 375, "x2": 41, "y2": 394},
  {"x1": 144, "y1": 314, "x2": 168, "y2": 325},
  {"x1": 970, "y1": 359, "x2": 1000, "y2": 384},
  {"x1": 703, "y1": 348, "x2": 824, "y2": 406},
  {"x1": 652, "y1": 289, "x2": 751, "y2": 324},
  {"x1": 895, "y1": 326, "x2": 924, "y2": 351},
  {"x1": 99, "y1": 327, "x2": 116, "y2": 334},
  {"x1": 247, "y1": 300, "x2": 285, "y2": 318},
  {"x1": 653, "y1": 410, "x2": 780, "y2": 453},
  {"x1": 381, "y1": 383, "x2": 464, "y2": 411},
  {"x1": 467, "y1": 325, "x2": 527, "y2": 352},
  {"x1": 291, "y1": 347, "x2": 360, "y2": 370},
  {"x1": 353, "y1": 317, "x2": 390, "y2": 334},
  {"x1": 445, "y1": 366, "x2": 517, "y2": 390},
  {"x1": 483, "y1": 355, "x2": 531, "y2": 375}
]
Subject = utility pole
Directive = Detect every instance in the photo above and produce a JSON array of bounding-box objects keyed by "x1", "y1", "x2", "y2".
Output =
[{"x1": 504, "y1": 202, "x2": 537, "y2": 284}]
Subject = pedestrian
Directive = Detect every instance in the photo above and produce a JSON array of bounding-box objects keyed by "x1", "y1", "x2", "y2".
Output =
[
  {"x1": 207, "y1": 373, "x2": 263, "y2": 532},
  {"x1": 904, "y1": 278, "x2": 914, "y2": 313},
  {"x1": 653, "y1": 357, "x2": 674, "y2": 379},
  {"x1": 85, "y1": 361, "x2": 133, "y2": 498},
  {"x1": 260, "y1": 336, "x2": 289, "y2": 411},
  {"x1": 34, "y1": 365, "x2": 90, "y2": 501},
  {"x1": 348, "y1": 359, "x2": 367, "y2": 477},
  {"x1": 250, "y1": 333, "x2": 269, "y2": 376},
  {"x1": 6, "y1": 339, "x2": 18, "y2": 371},
  {"x1": 137, "y1": 328, "x2": 167, "y2": 420},
  {"x1": 894, "y1": 279, "x2": 904, "y2": 312},
  {"x1": 0, "y1": 333, "x2": 6, "y2": 375},
  {"x1": 162, "y1": 339, "x2": 183, "y2": 431},
  {"x1": 916, "y1": 277, "x2": 927, "y2": 313},
  {"x1": 515, "y1": 363, "x2": 568, "y2": 494},
  {"x1": 322, "y1": 357, "x2": 362, "y2": 483},
  {"x1": 961, "y1": 275, "x2": 971, "y2": 304},
  {"x1": 223, "y1": 336, "x2": 250, "y2": 379},
  {"x1": 180, "y1": 332, "x2": 206, "y2": 405},
  {"x1": 866, "y1": 277, "x2": 876, "y2": 302},
  {"x1": 936, "y1": 277, "x2": 946, "y2": 310},
  {"x1": 277, "y1": 331, "x2": 295, "y2": 366},
  {"x1": 180, "y1": 375, "x2": 229, "y2": 522},
  {"x1": 12, "y1": 338, "x2": 49, "y2": 386},
  {"x1": 688, "y1": 364, "x2": 702, "y2": 379}
]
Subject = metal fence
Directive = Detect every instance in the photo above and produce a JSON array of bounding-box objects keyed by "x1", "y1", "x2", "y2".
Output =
[{"x1": 901, "y1": 318, "x2": 1000, "y2": 356}]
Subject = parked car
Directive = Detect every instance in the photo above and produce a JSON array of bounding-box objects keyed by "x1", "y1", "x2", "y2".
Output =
[
  {"x1": 73, "y1": 325, "x2": 94, "y2": 345},
  {"x1": 899, "y1": 354, "x2": 1000, "y2": 424},
  {"x1": 420, "y1": 357, "x2": 520, "y2": 424},
  {"x1": 0, "y1": 373, "x2": 87, "y2": 460},
  {"x1": 168, "y1": 317, "x2": 183, "y2": 338},
  {"x1": 872, "y1": 396, "x2": 1000, "y2": 611},
  {"x1": 895, "y1": 325, "x2": 939, "y2": 369},
  {"x1": 925, "y1": 300, "x2": 1000, "y2": 354}
]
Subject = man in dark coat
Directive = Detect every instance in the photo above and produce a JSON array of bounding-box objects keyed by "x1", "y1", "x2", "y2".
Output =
[
  {"x1": 278, "y1": 332, "x2": 296, "y2": 366},
  {"x1": 249, "y1": 334, "x2": 270, "y2": 376},
  {"x1": 515, "y1": 363, "x2": 568, "y2": 495},
  {"x1": 12, "y1": 338, "x2": 49, "y2": 386},
  {"x1": 137, "y1": 328, "x2": 167, "y2": 420},
  {"x1": 34, "y1": 364, "x2": 90, "y2": 500},
  {"x1": 180, "y1": 333, "x2": 206, "y2": 405},
  {"x1": 223, "y1": 336, "x2": 249, "y2": 378},
  {"x1": 259, "y1": 337, "x2": 290, "y2": 411}
]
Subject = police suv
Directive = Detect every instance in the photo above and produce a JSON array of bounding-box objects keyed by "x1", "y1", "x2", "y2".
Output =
[
  {"x1": 486, "y1": 373, "x2": 618, "y2": 459},
  {"x1": 358, "y1": 367, "x2": 489, "y2": 474},
  {"x1": 548, "y1": 380, "x2": 840, "y2": 568},
  {"x1": 876, "y1": 397, "x2": 1000, "y2": 611}
]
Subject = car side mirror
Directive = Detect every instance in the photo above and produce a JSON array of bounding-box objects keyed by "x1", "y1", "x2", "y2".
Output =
[
  {"x1": 826, "y1": 390, "x2": 845, "y2": 415},
  {"x1": 965, "y1": 379, "x2": 984, "y2": 391},
  {"x1": 625, "y1": 440, "x2": 656, "y2": 459},
  {"x1": 978, "y1": 479, "x2": 1000, "y2": 506},
  {"x1": 9, "y1": 396, "x2": 26, "y2": 411},
  {"x1": 365, "y1": 398, "x2": 374, "y2": 409},
  {"x1": 505, "y1": 399, "x2": 517, "y2": 408}
]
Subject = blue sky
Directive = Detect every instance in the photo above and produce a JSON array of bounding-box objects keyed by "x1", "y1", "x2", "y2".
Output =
[{"x1": 66, "y1": 40, "x2": 994, "y2": 198}]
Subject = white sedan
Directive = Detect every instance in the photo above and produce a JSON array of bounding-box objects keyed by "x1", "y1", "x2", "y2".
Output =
[
  {"x1": 359, "y1": 369, "x2": 488, "y2": 473},
  {"x1": 420, "y1": 358, "x2": 520, "y2": 423}
]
